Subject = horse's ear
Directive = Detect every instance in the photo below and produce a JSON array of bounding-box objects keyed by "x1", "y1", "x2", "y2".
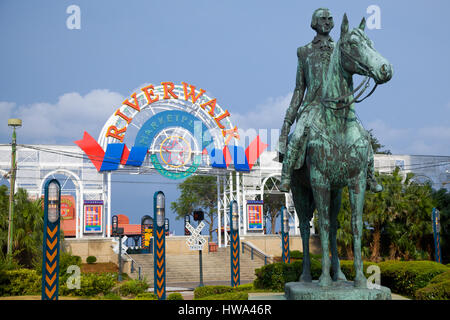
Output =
[
  {"x1": 359, "y1": 17, "x2": 366, "y2": 31},
  {"x1": 341, "y1": 13, "x2": 349, "y2": 37}
]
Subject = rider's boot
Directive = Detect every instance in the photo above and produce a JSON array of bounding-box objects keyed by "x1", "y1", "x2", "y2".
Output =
[
  {"x1": 279, "y1": 143, "x2": 304, "y2": 192},
  {"x1": 366, "y1": 157, "x2": 382, "y2": 193}
]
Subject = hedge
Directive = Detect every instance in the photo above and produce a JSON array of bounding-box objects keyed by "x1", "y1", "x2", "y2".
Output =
[
  {"x1": 197, "y1": 291, "x2": 248, "y2": 300},
  {"x1": 415, "y1": 280, "x2": 450, "y2": 300},
  {"x1": 167, "y1": 292, "x2": 184, "y2": 300},
  {"x1": 377, "y1": 261, "x2": 449, "y2": 297},
  {"x1": 113, "y1": 279, "x2": 149, "y2": 296},
  {"x1": 61, "y1": 272, "x2": 117, "y2": 297},
  {"x1": 194, "y1": 285, "x2": 235, "y2": 299},
  {"x1": 0, "y1": 269, "x2": 41, "y2": 296}
]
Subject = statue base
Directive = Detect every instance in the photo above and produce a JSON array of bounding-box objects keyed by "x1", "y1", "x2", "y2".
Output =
[{"x1": 284, "y1": 281, "x2": 392, "y2": 300}]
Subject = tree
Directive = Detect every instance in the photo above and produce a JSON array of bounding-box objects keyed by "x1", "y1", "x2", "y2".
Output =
[
  {"x1": 262, "y1": 178, "x2": 284, "y2": 234},
  {"x1": 368, "y1": 129, "x2": 391, "y2": 155},
  {"x1": 170, "y1": 175, "x2": 217, "y2": 241},
  {"x1": 0, "y1": 186, "x2": 44, "y2": 268}
]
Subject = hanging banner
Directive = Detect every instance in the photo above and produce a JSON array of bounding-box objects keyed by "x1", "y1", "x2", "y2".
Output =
[
  {"x1": 247, "y1": 200, "x2": 263, "y2": 231},
  {"x1": 84, "y1": 200, "x2": 103, "y2": 233},
  {"x1": 61, "y1": 195, "x2": 75, "y2": 220}
]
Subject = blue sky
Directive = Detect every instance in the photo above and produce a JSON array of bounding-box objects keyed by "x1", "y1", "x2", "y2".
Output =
[{"x1": 1, "y1": 1, "x2": 449, "y2": 236}]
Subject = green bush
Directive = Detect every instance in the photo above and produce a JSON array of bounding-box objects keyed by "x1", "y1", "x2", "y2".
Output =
[
  {"x1": 194, "y1": 285, "x2": 235, "y2": 299},
  {"x1": 115, "y1": 279, "x2": 149, "y2": 296},
  {"x1": 102, "y1": 293, "x2": 122, "y2": 300},
  {"x1": 253, "y1": 259, "x2": 321, "y2": 291},
  {"x1": 133, "y1": 292, "x2": 158, "y2": 300},
  {"x1": 197, "y1": 291, "x2": 248, "y2": 300},
  {"x1": 0, "y1": 269, "x2": 41, "y2": 296},
  {"x1": 86, "y1": 256, "x2": 97, "y2": 264},
  {"x1": 415, "y1": 280, "x2": 450, "y2": 300},
  {"x1": 339, "y1": 260, "x2": 378, "y2": 280},
  {"x1": 64, "y1": 272, "x2": 116, "y2": 297},
  {"x1": 378, "y1": 260, "x2": 449, "y2": 297},
  {"x1": 289, "y1": 250, "x2": 321, "y2": 260},
  {"x1": 167, "y1": 292, "x2": 184, "y2": 300},
  {"x1": 429, "y1": 270, "x2": 450, "y2": 284}
]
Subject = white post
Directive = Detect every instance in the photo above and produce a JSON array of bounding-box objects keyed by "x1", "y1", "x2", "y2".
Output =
[
  {"x1": 223, "y1": 175, "x2": 228, "y2": 247},
  {"x1": 75, "y1": 189, "x2": 80, "y2": 238},
  {"x1": 107, "y1": 172, "x2": 112, "y2": 238},
  {"x1": 217, "y1": 175, "x2": 222, "y2": 248},
  {"x1": 80, "y1": 184, "x2": 84, "y2": 239},
  {"x1": 236, "y1": 172, "x2": 241, "y2": 236},
  {"x1": 242, "y1": 188, "x2": 247, "y2": 236}
]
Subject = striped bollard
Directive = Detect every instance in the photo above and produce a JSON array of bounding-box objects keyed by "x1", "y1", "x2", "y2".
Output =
[
  {"x1": 41, "y1": 179, "x2": 61, "y2": 300},
  {"x1": 281, "y1": 206, "x2": 290, "y2": 263},
  {"x1": 153, "y1": 191, "x2": 166, "y2": 300},
  {"x1": 230, "y1": 200, "x2": 240, "y2": 287}
]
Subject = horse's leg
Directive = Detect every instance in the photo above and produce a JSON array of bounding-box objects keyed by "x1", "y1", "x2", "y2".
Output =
[
  {"x1": 330, "y1": 188, "x2": 347, "y2": 281},
  {"x1": 348, "y1": 177, "x2": 367, "y2": 288},
  {"x1": 291, "y1": 176, "x2": 314, "y2": 282},
  {"x1": 310, "y1": 184, "x2": 332, "y2": 287}
]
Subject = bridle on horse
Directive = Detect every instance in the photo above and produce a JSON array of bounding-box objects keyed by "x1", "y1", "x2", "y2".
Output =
[{"x1": 320, "y1": 40, "x2": 378, "y2": 111}]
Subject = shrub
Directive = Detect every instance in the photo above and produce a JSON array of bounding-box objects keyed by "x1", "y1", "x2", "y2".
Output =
[
  {"x1": 167, "y1": 292, "x2": 184, "y2": 300},
  {"x1": 102, "y1": 293, "x2": 122, "y2": 300},
  {"x1": 289, "y1": 250, "x2": 321, "y2": 260},
  {"x1": 0, "y1": 269, "x2": 41, "y2": 296},
  {"x1": 429, "y1": 270, "x2": 450, "y2": 284},
  {"x1": 415, "y1": 280, "x2": 450, "y2": 300},
  {"x1": 197, "y1": 291, "x2": 248, "y2": 300},
  {"x1": 65, "y1": 272, "x2": 116, "y2": 297},
  {"x1": 194, "y1": 285, "x2": 235, "y2": 299},
  {"x1": 339, "y1": 260, "x2": 378, "y2": 280},
  {"x1": 377, "y1": 260, "x2": 449, "y2": 297},
  {"x1": 86, "y1": 256, "x2": 97, "y2": 264},
  {"x1": 253, "y1": 259, "x2": 321, "y2": 291},
  {"x1": 133, "y1": 292, "x2": 158, "y2": 300},
  {"x1": 115, "y1": 279, "x2": 149, "y2": 296}
]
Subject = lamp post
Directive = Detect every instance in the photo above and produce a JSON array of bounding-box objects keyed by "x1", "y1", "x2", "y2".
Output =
[
  {"x1": 230, "y1": 200, "x2": 240, "y2": 287},
  {"x1": 194, "y1": 209, "x2": 205, "y2": 287},
  {"x1": 41, "y1": 179, "x2": 61, "y2": 300},
  {"x1": 7, "y1": 118, "x2": 21, "y2": 256},
  {"x1": 281, "y1": 206, "x2": 290, "y2": 263},
  {"x1": 432, "y1": 208, "x2": 442, "y2": 263},
  {"x1": 154, "y1": 191, "x2": 166, "y2": 300},
  {"x1": 184, "y1": 214, "x2": 190, "y2": 236},
  {"x1": 112, "y1": 215, "x2": 124, "y2": 281}
]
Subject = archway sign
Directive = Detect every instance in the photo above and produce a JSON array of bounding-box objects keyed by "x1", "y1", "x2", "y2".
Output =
[{"x1": 75, "y1": 81, "x2": 267, "y2": 179}]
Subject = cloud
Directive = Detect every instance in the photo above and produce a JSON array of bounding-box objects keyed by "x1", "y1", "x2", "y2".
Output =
[
  {"x1": 232, "y1": 93, "x2": 291, "y2": 131},
  {"x1": 0, "y1": 90, "x2": 124, "y2": 145},
  {"x1": 367, "y1": 119, "x2": 450, "y2": 156}
]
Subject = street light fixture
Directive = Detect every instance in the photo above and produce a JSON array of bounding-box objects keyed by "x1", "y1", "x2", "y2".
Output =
[{"x1": 7, "y1": 118, "x2": 22, "y2": 256}]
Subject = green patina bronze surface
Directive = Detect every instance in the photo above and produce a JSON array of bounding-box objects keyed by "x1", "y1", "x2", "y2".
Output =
[{"x1": 278, "y1": 8, "x2": 393, "y2": 294}]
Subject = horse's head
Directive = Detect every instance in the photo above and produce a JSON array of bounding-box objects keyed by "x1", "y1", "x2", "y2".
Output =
[{"x1": 339, "y1": 14, "x2": 393, "y2": 84}]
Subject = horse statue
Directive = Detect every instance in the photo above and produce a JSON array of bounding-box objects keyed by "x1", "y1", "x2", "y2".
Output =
[{"x1": 289, "y1": 14, "x2": 393, "y2": 288}]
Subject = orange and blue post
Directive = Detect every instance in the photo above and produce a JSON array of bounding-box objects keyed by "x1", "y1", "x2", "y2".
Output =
[
  {"x1": 281, "y1": 206, "x2": 290, "y2": 263},
  {"x1": 41, "y1": 179, "x2": 61, "y2": 300},
  {"x1": 154, "y1": 191, "x2": 166, "y2": 300},
  {"x1": 230, "y1": 200, "x2": 240, "y2": 287}
]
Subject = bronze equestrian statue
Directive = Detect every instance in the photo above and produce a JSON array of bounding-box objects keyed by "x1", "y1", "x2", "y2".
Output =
[{"x1": 278, "y1": 9, "x2": 393, "y2": 287}]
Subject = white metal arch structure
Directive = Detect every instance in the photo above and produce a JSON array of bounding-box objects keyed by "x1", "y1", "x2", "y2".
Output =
[
  {"x1": 39, "y1": 169, "x2": 84, "y2": 238},
  {"x1": 0, "y1": 144, "x2": 104, "y2": 239}
]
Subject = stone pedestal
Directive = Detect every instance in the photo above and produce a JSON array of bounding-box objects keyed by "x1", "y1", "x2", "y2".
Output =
[{"x1": 285, "y1": 281, "x2": 392, "y2": 300}]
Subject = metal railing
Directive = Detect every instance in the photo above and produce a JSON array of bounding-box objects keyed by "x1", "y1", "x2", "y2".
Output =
[
  {"x1": 124, "y1": 252, "x2": 144, "y2": 281},
  {"x1": 241, "y1": 241, "x2": 273, "y2": 265}
]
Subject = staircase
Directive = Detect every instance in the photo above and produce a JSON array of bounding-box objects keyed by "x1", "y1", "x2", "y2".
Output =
[{"x1": 128, "y1": 246, "x2": 267, "y2": 285}]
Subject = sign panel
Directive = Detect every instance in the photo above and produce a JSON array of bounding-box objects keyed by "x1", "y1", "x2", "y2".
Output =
[
  {"x1": 247, "y1": 200, "x2": 263, "y2": 231},
  {"x1": 185, "y1": 221, "x2": 206, "y2": 250},
  {"x1": 84, "y1": 200, "x2": 103, "y2": 233},
  {"x1": 61, "y1": 195, "x2": 75, "y2": 220}
]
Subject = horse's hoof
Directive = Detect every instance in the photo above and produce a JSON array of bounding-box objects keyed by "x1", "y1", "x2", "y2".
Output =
[
  {"x1": 332, "y1": 270, "x2": 347, "y2": 282},
  {"x1": 318, "y1": 274, "x2": 333, "y2": 287},
  {"x1": 354, "y1": 274, "x2": 367, "y2": 288},
  {"x1": 299, "y1": 273, "x2": 312, "y2": 283}
]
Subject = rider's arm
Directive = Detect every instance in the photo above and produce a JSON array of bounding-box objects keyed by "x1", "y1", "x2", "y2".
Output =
[{"x1": 279, "y1": 48, "x2": 306, "y2": 154}]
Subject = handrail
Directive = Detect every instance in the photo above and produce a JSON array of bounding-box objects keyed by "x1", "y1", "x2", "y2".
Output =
[
  {"x1": 123, "y1": 252, "x2": 144, "y2": 280},
  {"x1": 241, "y1": 241, "x2": 273, "y2": 265}
]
